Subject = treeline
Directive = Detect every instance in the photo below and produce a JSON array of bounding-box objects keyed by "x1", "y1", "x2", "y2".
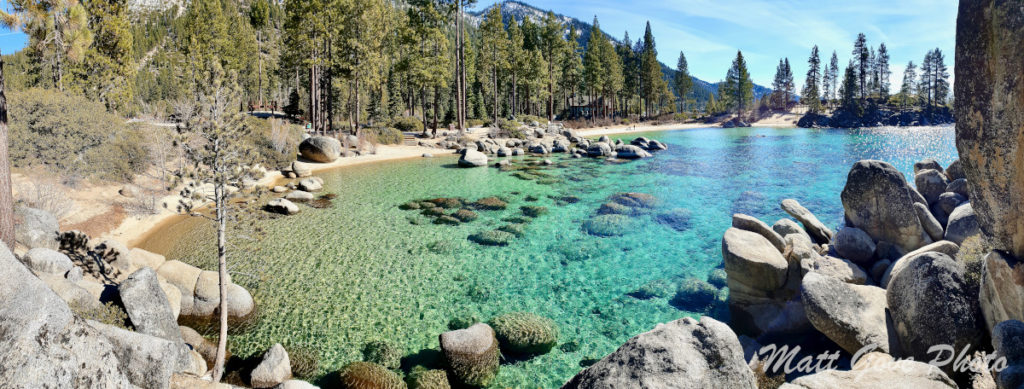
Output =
[{"x1": 766, "y1": 33, "x2": 950, "y2": 116}]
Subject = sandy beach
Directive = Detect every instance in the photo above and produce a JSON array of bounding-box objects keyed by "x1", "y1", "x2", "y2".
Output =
[{"x1": 67, "y1": 120, "x2": 751, "y2": 248}]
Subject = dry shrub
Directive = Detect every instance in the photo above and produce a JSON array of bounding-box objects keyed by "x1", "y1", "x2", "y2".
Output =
[
  {"x1": 15, "y1": 176, "x2": 74, "y2": 219},
  {"x1": 70, "y1": 301, "x2": 132, "y2": 330},
  {"x1": 753, "y1": 360, "x2": 785, "y2": 389}
]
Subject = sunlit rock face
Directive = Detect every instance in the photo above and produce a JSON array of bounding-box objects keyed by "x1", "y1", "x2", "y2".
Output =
[{"x1": 955, "y1": 1, "x2": 1024, "y2": 259}]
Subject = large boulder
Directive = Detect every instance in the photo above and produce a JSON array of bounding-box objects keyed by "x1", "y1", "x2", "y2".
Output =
[
  {"x1": 733, "y1": 214, "x2": 786, "y2": 253},
  {"x1": 0, "y1": 243, "x2": 135, "y2": 388},
  {"x1": 586, "y1": 142, "x2": 613, "y2": 157},
  {"x1": 266, "y1": 198, "x2": 300, "y2": 215},
  {"x1": 955, "y1": 0, "x2": 1024, "y2": 260},
  {"x1": 298, "y1": 136, "x2": 341, "y2": 163},
  {"x1": 89, "y1": 320, "x2": 192, "y2": 389},
  {"x1": 979, "y1": 250, "x2": 1024, "y2": 333},
  {"x1": 773, "y1": 218, "x2": 813, "y2": 242},
  {"x1": 561, "y1": 316, "x2": 756, "y2": 388},
  {"x1": 992, "y1": 320, "x2": 1024, "y2": 389},
  {"x1": 944, "y1": 203, "x2": 981, "y2": 245},
  {"x1": 119, "y1": 267, "x2": 183, "y2": 343},
  {"x1": 780, "y1": 199, "x2": 833, "y2": 244},
  {"x1": 840, "y1": 160, "x2": 932, "y2": 253},
  {"x1": 14, "y1": 206, "x2": 59, "y2": 250},
  {"x1": 879, "y1": 240, "x2": 961, "y2": 288},
  {"x1": 914, "y1": 158, "x2": 944, "y2": 174},
  {"x1": 801, "y1": 272, "x2": 891, "y2": 354},
  {"x1": 799, "y1": 255, "x2": 868, "y2": 285},
  {"x1": 945, "y1": 159, "x2": 966, "y2": 181},
  {"x1": 458, "y1": 149, "x2": 488, "y2": 167},
  {"x1": 832, "y1": 227, "x2": 876, "y2": 266},
  {"x1": 914, "y1": 169, "x2": 949, "y2": 205},
  {"x1": 780, "y1": 353, "x2": 955, "y2": 389},
  {"x1": 22, "y1": 247, "x2": 73, "y2": 275},
  {"x1": 614, "y1": 144, "x2": 652, "y2": 159},
  {"x1": 722, "y1": 228, "x2": 789, "y2": 295},
  {"x1": 250, "y1": 343, "x2": 292, "y2": 388},
  {"x1": 440, "y1": 323, "x2": 499, "y2": 387},
  {"x1": 886, "y1": 252, "x2": 985, "y2": 373}
]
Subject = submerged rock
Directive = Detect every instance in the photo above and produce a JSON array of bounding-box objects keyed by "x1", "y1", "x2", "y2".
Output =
[
  {"x1": 561, "y1": 317, "x2": 756, "y2": 388},
  {"x1": 469, "y1": 230, "x2": 515, "y2": 246},
  {"x1": 472, "y1": 197, "x2": 507, "y2": 210},
  {"x1": 669, "y1": 278, "x2": 721, "y2": 313},
  {"x1": 440, "y1": 323, "x2": 500, "y2": 387},
  {"x1": 490, "y1": 312, "x2": 558, "y2": 355},
  {"x1": 583, "y1": 214, "x2": 634, "y2": 237},
  {"x1": 338, "y1": 361, "x2": 405, "y2": 389}
]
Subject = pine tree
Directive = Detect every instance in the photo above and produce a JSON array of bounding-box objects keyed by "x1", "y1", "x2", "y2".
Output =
[
  {"x1": 674, "y1": 51, "x2": 692, "y2": 113},
  {"x1": 782, "y1": 58, "x2": 794, "y2": 107},
  {"x1": 401, "y1": 0, "x2": 450, "y2": 133},
  {"x1": 478, "y1": 6, "x2": 507, "y2": 125},
  {"x1": 250, "y1": 0, "x2": 271, "y2": 107},
  {"x1": 827, "y1": 51, "x2": 839, "y2": 104},
  {"x1": 876, "y1": 43, "x2": 890, "y2": 100},
  {"x1": 801, "y1": 45, "x2": 821, "y2": 112},
  {"x1": 3, "y1": 0, "x2": 94, "y2": 90},
  {"x1": 75, "y1": 0, "x2": 136, "y2": 113},
  {"x1": 560, "y1": 24, "x2": 582, "y2": 118},
  {"x1": 839, "y1": 60, "x2": 860, "y2": 114},
  {"x1": 582, "y1": 17, "x2": 606, "y2": 120},
  {"x1": 639, "y1": 21, "x2": 660, "y2": 118},
  {"x1": 339, "y1": 0, "x2": 392, "y2": 132},
  {"x1": 177, "y1": 61, "x2": 259, "y2": 384},
  {"x1": 722, "y1": 50, "x2": 753, "y2": 115},
  {"x1": 771, "y1": 59, "x2": 786, "y2": 110},
  {"x1": 852, "y1": 32, "x2": 868, "y2": 101},
  {"x1": 897, "y1": 61, "x2": 917, "y2": 109},
  {"x1": 540, "y1": 11, "x2": 564, "y2": 121}
]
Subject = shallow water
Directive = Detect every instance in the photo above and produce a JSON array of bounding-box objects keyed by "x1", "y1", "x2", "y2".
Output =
[{"x1": 143, "y1": 125, "x2": 957, "y2": 387}]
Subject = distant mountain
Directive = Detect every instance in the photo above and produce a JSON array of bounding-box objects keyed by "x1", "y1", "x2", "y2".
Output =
[{"x1": 468, "y1": 1, "x2": 774, "y2": 106}]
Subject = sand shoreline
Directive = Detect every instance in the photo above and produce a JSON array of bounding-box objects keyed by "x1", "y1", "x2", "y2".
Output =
[{"x1": 107, "y1": 121, "x2": 745, "y2": 248}]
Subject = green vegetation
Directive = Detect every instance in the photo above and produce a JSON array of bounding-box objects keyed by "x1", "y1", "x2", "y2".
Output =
[
  {"x1": 364, "y1": 127, "x2": 404, "y2": 146},
  {"x1": 389, "y1": 117, "x2": 424, "y2": 133},
  {"x1": 70, "y1": 301, "x2": 132, "y2": 330},
  {"x1": 8, "y1": 88, "x2": 147, "y2": 181},
  {"x1": 362, "y1": 340, "x2": 403, "y2": 370}
]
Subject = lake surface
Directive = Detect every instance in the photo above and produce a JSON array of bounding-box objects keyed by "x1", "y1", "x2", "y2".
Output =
[{"x1": 142, "y1": 125, "x2": 957, "y2": 387}]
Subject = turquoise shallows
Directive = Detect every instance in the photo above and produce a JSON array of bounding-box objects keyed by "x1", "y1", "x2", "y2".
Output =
[{"x1": 144, "y1": 125, "x2": 956, "y2": 387}]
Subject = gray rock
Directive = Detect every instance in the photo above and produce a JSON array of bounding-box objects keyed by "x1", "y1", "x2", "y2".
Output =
[
  {"x1": 119, "y1": 267, "x2": 182, "y2": 343},
  {"x1": 22, "y1": 247, "x2": 73, "y2": 275},
  {"x1": 909, "y1": 186, "x2": 928, "y2": 206},
  {"x1": 291, "y1": 161, "x2": 312, "y2": 178},
  {"x1": 285, "y1": 190, "x2": 314, "y2": 202},
  {"x1": 945, "y1": 159, "x2": 965, "y2": 181},
  {"x1": 266, "y1": 198, "x2": 299, "y2": 215},
  {"x1": 299, "y1": 136, "x2": 341, "y2": 163},
  {"x1": 458, "y1": 149, "x2": 488, "y2": 167},
  {"x1": 955, "y1": 0, "x2": 1024, "y2": 259},
  {"x1": 800, "y1": 255, "x2": 868, "y2": 285},
  {"x1": 586, "y1": 142, "x2": 613, "y2": 157},
  {"x1": 840, "y1": 160, "x2": 932, "y2": 253},
  {"x1": 780, "y1": 199, "x2": 833, "y2": 244},
  {"x1": 733, "y1": 214, "x2": 786, "y2": 253},
  {"x1": 979, "y1": 250, "x2": 1024, "y2": 334},
  {"x1": 89, "y1": 320, "x2": 192, "y2": 389},
  {"x1": 781, "y1": 353, "x2": 955, "y2": 388},
  {"x1": 886, "y1": 252, "x2": 984, "y2": 374},
  {"x1": 880, "y1": 240, "x2": 961, "y2": 288},
  {"x1": 440, "y1": 323, "x2": 500, "y2": 387},
  {"x1": 598, "y1": 135, "x2": 610, "y2": 143},
  {"x1": 277, "y1": 380, "x2": 320, "y2": 389},
  {"x1": 914, "y1": 158, "x2": 944, "y2": 174},
  {"x1": 297, "y1": 178, "x2": 322, "y2": 192},
  {"x1": 801, "y1": 272, "x2": 892, "y2": 354},
  {"x1": 773, "y1": 218, "x2": 812, "y2": 242},
  {"x1": 251, "y1": 343, "x2": 292, "y2": 388},
  {"x1": 915, "y1": 169, "x2": 949, "y2": 205},
  {"x1": 833, "y1": 227, "x2": 876, "y2": 266},
  {"x1": 946, "y1": 178, "x2": 969, "y2": 200},
  {"x1": 421, "y1": 153, "x2": 433, "y2": 158},
  {"x1": 14, "y1": 206, "x2": 59, "y2": 250},
  {"x1": 497, "y1": 147, "x2": 511, "y2": 157},
  {"x1": 722, "y1": 228, "x2": 789, "y2": 293},
  {"x1": 914, "y1": 202, "x2": 945, "y2": 242},
  {"x1": 992, "y1": 320, "x2": 1024, "y2": 389},
  {"x1": 0, "y1": 242, "x2": 134, "y2": 388},
  {"x1": 945, "y1": 203, "x2": 980, "y2": 245},
  {"x1": 870, "y1": 259, "x2": 891, "y2": 282},
  {"x1": 614, "y1": 144, "x2": 652, "y2": 159},
  {"x1": 562, "y1": 316, "x2": 756, "y2": 389}
]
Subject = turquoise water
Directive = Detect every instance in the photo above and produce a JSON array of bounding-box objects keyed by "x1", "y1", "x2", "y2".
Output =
[{"x1": 144, "y1": 125, "x2": 957, "y2": 387}]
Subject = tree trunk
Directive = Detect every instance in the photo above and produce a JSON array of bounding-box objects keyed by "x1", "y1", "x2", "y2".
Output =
[
  {"x1": 210, "y1": 180, "x2": 229, "y2": 382},
  {"x1": 0, "y1": 50, "x2": 12, "y2": 249},
  {"x1": 492, "y1": 67, "x2": 498, "y2": 126},
  {"x1": 257, "y1": 30, "x2": 264, "y2": 109},
  {"x1": 432, "y1": 86, "x2": 439, "y2": 136}
]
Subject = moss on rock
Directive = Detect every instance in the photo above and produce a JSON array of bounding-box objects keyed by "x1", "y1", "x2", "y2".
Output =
[
  {"x1": 472, "y1": 197, "x2": 508, "y2": 210},
  {"x1": 434, "y1": 216, "x2": 461, "y2": 225},
  {"x1": 468, "y1": 230, "x2": 515, "y2": 246},
  {"x1": 408, "y1": 368, "x2": 450, "y2": 389},
  {"x1": 362, "y1": 340, "x2": 403, "y2": 370},
  {"x1": 452, "y1": 209, "x2": 478, "y2": 222},
  {"x1": 422, "y1": 207, "x2": 446, "y2": 217},
  {"x1": 338, "y1": 362, "x2": 406, "y2": 389},
  {"x1": 490, "y1": 312, "x2": 559, "y2": 356},
  {"x1": 521, "y1": 205, "x2": 548, "y2": 218},
  {"x1": 399, "y1": 201, "x2": 422, "y2": 210},
  {"x1": 670, "y1": 278, "x2": 720, "y2": 313},
  {"x1": 496, "y1": 223, "x2": 527, "y2": 238}
]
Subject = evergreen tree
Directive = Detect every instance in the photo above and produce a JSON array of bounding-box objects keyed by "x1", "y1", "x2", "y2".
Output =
[
  {"x1": 770, "y1": 59, "x2": 786, "y2": 110},
  {"x1": 76, "y1": 0, "x2": 136, "y2": 113},
  {"x1": 827, "y1": 51, "x2": 839, "y2": 104},
  {"x1": 876, "y1": 43, "x2": 890, "y2": 99},
  {"x1": 897, "y1": 60, "x2": 917, "y2": 109},
  {"x1": 852, "y1": 32, "x2": 868, "y2": 100},
  {"x1": 721, "y1": 50, "x2": 753, "y2": 115},
  {"x1": 178, "y1": 61, "x2": 259, "y2": 384},
  {"x1": 401, "y1": 0, "x2": 450, "y2": 133},
  {"x1": 674, "y1": 51, "x2": 692, "y2": 113},
  {"x1": 478, "y1": 7, "x2": 507, "y2": 125},
  {"x1": 582, "y1": 17, "x2": 606, "y2": 120},
  {"x1": 801, "y1": 45, "x2": 821, "y2": 112},
  {"x1": 560, "y1": 24, "x2": 582, "y2": 118},
  {"x1": 839, "y1": 60, "x2": 860, "y2": 114},
  {"x1": 540, "y1": 11, "x2": 564, "y2": 121},
  {"x1": 3, "y1": 0, "x2": 94, "y2": 90},
  {"x1": 782, "y1": 58, "x2": 794, "y2": 107},
  {"x1": 639, "y1": 21, "x2": 660, "y2": 117},
  {"x1": 249, "y1": 0, "x2": 271, "y2": 107},
  {"x1": 339, "y1": 0, "x2": 392, "y2": 132},
  {"x1": 919, "y1": 48, "x2": 949, "y2": 107}
]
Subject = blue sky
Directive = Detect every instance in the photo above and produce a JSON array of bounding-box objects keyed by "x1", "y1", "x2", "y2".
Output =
[
  {"x1": 1, "y1": 0, "x2": 957, "y2": 91},
  {"x1": 473, "y1": 0, "x2": 958, "y2": 90}
]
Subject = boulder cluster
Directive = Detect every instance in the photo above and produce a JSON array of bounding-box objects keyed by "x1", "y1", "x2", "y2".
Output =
[
  {"x1": 0, "y1": 207, "x2": 316, "y2": 388},
  {"x1": 453, "y1": 124, "x2": 667, "y2": 168},
  {"x1": 560, "y1": 158, "x2": 998, "y2": 388}
]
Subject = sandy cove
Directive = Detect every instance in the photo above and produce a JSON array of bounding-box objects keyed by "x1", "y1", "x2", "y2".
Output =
[{"x1": 98, "y1": 119, "x2": 817, "y2": 249}]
